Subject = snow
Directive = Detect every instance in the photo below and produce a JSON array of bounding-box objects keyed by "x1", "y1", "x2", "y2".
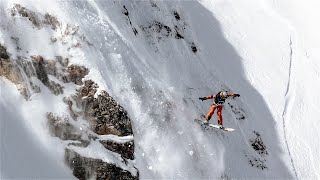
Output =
[
  {"x1": 69, "y1": 140, "x2": 138, "y2": 176},
  {"x1": 98, "y1": 135, "x2": 134, "y2": 143},
  {"x1": 1, "y1": 0, "x2": 320, "y2": 179},
  {"x1": 0, "y1": 79, "x2": 74, "y2": 179}
]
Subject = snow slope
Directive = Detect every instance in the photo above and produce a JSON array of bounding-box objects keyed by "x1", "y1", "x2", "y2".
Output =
[
  {"x1": 1, "y1": 0, "x2": 320, "y2": 179},
  {"x1": 205, "y1": 0, "x2": 320, "y2": 178},
  {"x1": 0, "y1": 79, "x2": 74, "y2": 179}
]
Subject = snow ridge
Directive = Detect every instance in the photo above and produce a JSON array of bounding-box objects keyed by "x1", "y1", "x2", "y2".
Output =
[{"x1": 282, "y1": 35, "x2": 298, "y2": 180}]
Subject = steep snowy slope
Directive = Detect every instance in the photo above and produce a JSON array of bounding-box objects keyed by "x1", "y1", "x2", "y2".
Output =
[
  {"x1": 1, "y1": 0, "x2": 319, "y2": 179},
  {"x1": 204, "y1": 0, "x2": 320, "y2": 178},
  {"x1": 0, "y1": 79, "x2": 74, "y2": 179},
  {"x1": 266, "y1": 0, "x2": 320, "y2": 178}
]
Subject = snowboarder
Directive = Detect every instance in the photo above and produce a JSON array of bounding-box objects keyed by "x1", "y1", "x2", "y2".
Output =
[{"x1": 199, "y1": 91, "x2": 240, "y2": 128}]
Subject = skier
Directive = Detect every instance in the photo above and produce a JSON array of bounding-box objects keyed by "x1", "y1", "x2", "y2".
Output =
[{"x1": 199, "y1": 91, "x2": 240, "y2": 128}]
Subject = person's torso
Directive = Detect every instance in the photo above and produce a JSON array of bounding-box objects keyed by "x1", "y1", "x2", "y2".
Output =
[{"x1": 214, "y1": 91, "x2": 228, "y2": 104}]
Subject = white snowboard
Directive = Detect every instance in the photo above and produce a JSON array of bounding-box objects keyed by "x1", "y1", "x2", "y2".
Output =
[{"x1": 194, "y1": 119, "x2": 235, "y2": 132}]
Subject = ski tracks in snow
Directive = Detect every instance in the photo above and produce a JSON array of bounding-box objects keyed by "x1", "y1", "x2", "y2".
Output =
[
  {"x1": 261, "y1": 1, "x2": 299, "y2": 178},
  {"x1": 282, "y1": 35, "x2": 298, "y2": 180}
]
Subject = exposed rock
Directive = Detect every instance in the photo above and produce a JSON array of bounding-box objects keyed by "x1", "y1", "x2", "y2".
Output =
[
  {"x1": 46, "y1": 112, "x2": 84, "y2": 142},
  {"x1": 122, "y1": 6, "x2": 138, "y2": 36},
  {"x1": 67, "y1": 80, "x2": 133, "y2": 136},
  {"x1": 139, "y1": 18, "x2": 197, "y2": 53},
  {"x1": 2, "y1": 54, "x2": 67, "y2": 97},
  {"x1": 55, "y1": 78, "x2": 138, "y2": 178},
  {"x1": 11, "y1": 4, "x2": 62, "y2": 31},
  {"x1": 7, "y1": 5, "x2": 138, "y2": 178},
  {"x1": 174, "y1": 26, "x2": 184, "y2": 39},
  {"x1": 77, "y1": 80, "x2": 98, "y2": 98},
  {"x1": 0, "y1": 44, "x2": 10, "y2": 59},
  {"x1": 244, "y1": 153, "x2": 268, "y2": 170},
  {"x1": 100, "y1": 140, "x2": 134, "y2": 160},
  {"x1": 43, "y1": 13, "x2": 61, "y2": 30},
  {"x1": 63, "y1": 24, "x2": 79, "y2": 36},
  {"x1": 249, "y1": 157, "x2": 267, "y2": 170},
  {"x1": 250, "y1": 131, "x2": 268, "y2": 155},
  {"x1": 228, "y1": 102, "x2": 246, "y2": 120},
  {"x1": 0, "y1": 55, "x2": 28, "y2": 99},
  {"x1": 122, "y1": 6, "x2": 129, "y2": 16},
  {"x1": 48, "y1": 80, "x2": 64, "y2": 95},
  {"x1": 43, "y1": 59, "x2": 57, "y2": 76},
  {"x1": 26, "y1": 55, "x2": 67, "y2": 95},
  {"x1": 29, "y1": 81, "x2": 41, "y2": 93},
  {"x1": 150, "y1": 1, "x2": 160, "y2": 11},
  {"x1": 65, "y1": 149, "x2": 138, "y2": 180},
  {"x1": 220, "y1": 173, "x2": 230, "y2": 180},
  {"x1": 31, "y1": 55, "x2": 49, "y2": 85},
  {"x1": 93, "y1": 90, "x2": 133, "y2": 136},
  {"x1": 11, "y1": 4, "x2": 42, "y2": 28},
  {"x1": 173, "y1": 11, "x2": 181, "y2": 21},
  {"x1": 190, "y1": 42, "x2": 197, "y2": 53},
  {"x1": 140, "y1": 21, "x2": 172, "y2": 38},
  {"x1": 10, "y1": 37, "x2": 22, "y2": 51},
  {"x1": 56, "y1": 56, "x2": 69, "y2": 67},
  {"x1": 67, "y1": 64, "x2": 89, "y2": 85}
]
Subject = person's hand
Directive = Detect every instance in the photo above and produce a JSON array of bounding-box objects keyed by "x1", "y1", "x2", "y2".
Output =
[
  {"x1": 234, "y1": 94, "x2": 240, "y2": 97},
  {"x1": 199, "y1": 97, "x2": 207, "y2": 101}
]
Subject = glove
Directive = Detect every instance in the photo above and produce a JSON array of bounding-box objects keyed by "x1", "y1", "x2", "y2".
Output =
[
  {"x1": 199, "y1": 97, "x2": 207, "y2": 101},
  {"x1": 234, "y1": 94, "x2": 240, "y2": 97}
]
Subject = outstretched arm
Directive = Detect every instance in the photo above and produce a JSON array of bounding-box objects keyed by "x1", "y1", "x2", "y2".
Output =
[
  {"x1": 199, "y1": 94, "x2": 216, "y2": 101},
  {"x1": 228, "y1": 92, "x2": 240, "y2": 97}
]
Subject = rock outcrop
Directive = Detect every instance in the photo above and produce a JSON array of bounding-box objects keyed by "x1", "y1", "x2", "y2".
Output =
[
  {"x1": 65, "y1": 149, "x2": 138, "y2": 180},
  {"x1": 48, "y1": 78, "x2": 137, "y2": 179},
  {"x1": 2, "y1": 4, "x2": 139, "y2": 179},
  {"x1": 0, "y1": 44, "x2": 28, "y2": 98}
]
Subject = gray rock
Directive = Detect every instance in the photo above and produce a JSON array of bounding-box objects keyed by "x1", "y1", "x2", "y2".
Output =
[
  {"x1": 46, "y1": 112, "x2": 84, "y2": 142},
  {"x1": 65, "y1": 148, "x2": 138, "y2": 180},
  {"x1": 0, "y1": 44, "x2": 10, "y2": 59},
  {"x1": 43, "y1": 13, "x2": 61, "y2": 30},
  {"x1": 100, "y1": 140, "x2": 134, "y2": 160},
  {"x1": 11, "y1": 4, "x2": 42, "y2": 28}
]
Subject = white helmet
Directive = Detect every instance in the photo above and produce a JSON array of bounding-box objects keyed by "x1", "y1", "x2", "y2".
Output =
[{"x1": 221, "y1": 91, "x2": 227, "y2": 97}]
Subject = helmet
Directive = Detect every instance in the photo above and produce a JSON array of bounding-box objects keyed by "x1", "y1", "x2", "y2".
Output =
[{"x1": 221, "y1": 91, "x2": 227, "y2": 97}]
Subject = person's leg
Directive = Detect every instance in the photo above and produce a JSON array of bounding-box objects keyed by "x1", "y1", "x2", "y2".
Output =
[
  {"x1": 217, "y1": 105, "x2": 223, "y2": 125},
  {"x1": 205, "y1": 104, "x2": 217, "y2": 121}
]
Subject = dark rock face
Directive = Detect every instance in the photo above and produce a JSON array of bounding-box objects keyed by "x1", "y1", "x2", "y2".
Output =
[
  {"x1": 65, "y1": 149, "x2": 138, "y2": 180},
  {"x1": 93, "y1": 90, "x2": 133, "y2": 136},
  {"x1": 48, "y1": 78, "x2": 137, "y2": 179},
  {"x1": 190, "y1": 42, "x2": 198, "y2": 53},
  {"x1": 11, "y1": 4, "x2": 42, "y2": 28},
  {"x1": 0, "y1": 44, "x2": 10, "y2": 59},
  {"x1": 0, "y1": 47, "x2": 28, "y2": 98},
  {"x1": 6, "y1": 4, "x2": 139, "y2": 178},
  {"x1": 136, "y1": 8, "x2": 198, "y2": 54},
  {"x1": 67, "y1": 64, "x2": 89, "y2": 85},
  {"x1": 31, "y1": 55, "x2": 50, "y2": 85},
  {"x1": 122, "y1": 6, "x2": 138, "y2": 36},
  {"x1": 140, "y1": 21, "x2": 172, "y2": 39},
  {"x1": 100, "y1": 140, "x2": 134, "y2": 160},
  {"x1": 28, "y1": 55, "x2": 65, "y2": 95},
  {"x1": 228, "y1": 102, "x2": 246, "y2": 120},
  {"x1": 173, "y1": 11, "x2": 181, "y2": 21},
  {"x1": 47, "y1": 113, "x2": 83, "y2": 141},
  {"x1": 250, "y1": 131, "x2": 268, "y2": 155},
  {"x1": 11, "y1": 4, "x2": 62, "y2": 31},
  {"x1": 244, "y1": 131, "x2": 269, "y2": 170},
  {"x1": 43, "y1": 13, "x2": 61, "y2": 30},
  {"x1": 66, "y1": 80, "x2": 133, "y2": 136},
  {"x1": 247, "y1": 155, "x2": 268, "y2": 170}
]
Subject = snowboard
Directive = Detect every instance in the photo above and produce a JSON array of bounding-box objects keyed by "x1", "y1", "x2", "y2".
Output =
[{"x1": 194, "y1": 119, "x2": 235, "y2": 132}]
